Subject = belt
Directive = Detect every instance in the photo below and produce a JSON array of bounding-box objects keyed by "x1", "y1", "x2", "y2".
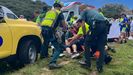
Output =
[
  {"x1": 41, "y1": 26, "x2": 52, "y2": 29},
  {"x1": 41, "y1": 24, "x2": 51, "y2": 27}
]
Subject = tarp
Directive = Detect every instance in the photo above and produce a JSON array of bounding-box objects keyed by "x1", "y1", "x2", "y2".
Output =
[
  {"x1": 61, "y1": 2, "x2": 95, "y2": 21},
  {"x1": 108, "y1": 20, "x2": 120, "y2": 39},
  {"x1": 62, "y1": 2, "x2": 81, "y2": 10},
  {"x1": 62, "y1": 2, "x2": 95, "y2": 10}
]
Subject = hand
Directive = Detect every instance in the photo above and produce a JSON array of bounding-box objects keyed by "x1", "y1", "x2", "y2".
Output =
[{"x1": 67, "y1": 38, "x2": 73, "y2": 42}]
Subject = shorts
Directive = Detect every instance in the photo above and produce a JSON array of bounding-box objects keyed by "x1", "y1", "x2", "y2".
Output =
[
  {"x1": 121, "y1": 27, "x2": 126, "y2": 33},
  {"x1": 66, "y1": 38, "x2": 85, "y2": 52}
]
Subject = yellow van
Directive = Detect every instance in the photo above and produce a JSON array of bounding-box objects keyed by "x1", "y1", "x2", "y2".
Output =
[{"x1": 0, "y1": 5, "x2": 43, "y2": 65}]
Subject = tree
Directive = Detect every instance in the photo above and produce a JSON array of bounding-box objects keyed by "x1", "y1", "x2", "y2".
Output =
[
  {"x1": 0, "y1": 0, "x2": 50, "y2": 20},
  {"x1": 100, "y1": 3, "x2": 129, "y2": 18}
]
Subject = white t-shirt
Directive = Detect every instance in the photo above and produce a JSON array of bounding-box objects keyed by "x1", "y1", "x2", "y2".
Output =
[
  {"x1": 130, "y1": 20, "x2": 133, "y2": 32},
  {"x1": 130, "y1": 20, "x2": 133, "y2": 27}
]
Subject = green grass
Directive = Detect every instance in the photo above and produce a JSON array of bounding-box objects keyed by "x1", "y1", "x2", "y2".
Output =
[{"x1": 1, "y1": 41, "x2": 133, "y2": 75}]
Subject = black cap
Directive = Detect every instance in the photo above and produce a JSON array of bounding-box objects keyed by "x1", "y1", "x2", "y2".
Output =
[{"x1": 76, "y1": 19, "x2": 83, "y2": 23}]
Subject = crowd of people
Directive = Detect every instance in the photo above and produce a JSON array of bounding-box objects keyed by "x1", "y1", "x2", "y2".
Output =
[
  {"x1": 119, "y1": 14, "x2": 133, "y2": 42},
  {"x1": 108, "y1": 14, "x2": 133, "y2": 43},
  {"x1": 22, "y1": 1, "x2": 133, "y2": 73}
]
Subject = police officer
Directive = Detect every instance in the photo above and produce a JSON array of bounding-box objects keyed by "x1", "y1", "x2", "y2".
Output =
[
  {"x1": 40, "y1": 3, "x2": 67, "y2": 69},
  {"x1": 78, "y1": 4, "x2": 108, "y2": 72}
]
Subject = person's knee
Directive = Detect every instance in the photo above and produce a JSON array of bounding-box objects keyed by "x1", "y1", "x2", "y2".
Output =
[{"x1": 72, "y1": 44, "x2": 77, "y2": 48}]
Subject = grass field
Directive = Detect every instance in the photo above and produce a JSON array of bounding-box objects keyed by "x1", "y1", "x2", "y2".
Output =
[{"x1": 0, "y1": 41, "x2": 133, "y2": 75}]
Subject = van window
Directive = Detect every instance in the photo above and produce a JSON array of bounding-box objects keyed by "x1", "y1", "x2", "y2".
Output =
[
  {"x1": 0, "y1": 7, "x2": 3, "y2": 13},
  {"x1": 0, "y1": 7, "x2": 4, "y2": 20},
  {"x1": 6, "y1": 13, "x2": 17, "y2": 19}
]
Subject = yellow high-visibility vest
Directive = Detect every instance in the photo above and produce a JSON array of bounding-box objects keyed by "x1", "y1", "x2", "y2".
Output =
[
  {"x1": 77, "y1": 23, "x2": 90, "y2": 35},
  {"x1": 70, "y1": 17, "x2": 75, "y2": 24},
  {"x1": 41, "y1": 9, "x2": 60, "y2": 27},
  {"x1": 99, "y1": 12, "x2": 104, "y2": 16},
  {"x1": 120, "y1": 18, "x2": 124, "y2": 22}
]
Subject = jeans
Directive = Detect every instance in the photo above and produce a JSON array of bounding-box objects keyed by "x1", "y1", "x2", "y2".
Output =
[
  {"x1": 40, "y1": 26, "x2": 53, "y2": 58},
  {"x1": 40, "y1": 26, "x2": 64, "y2": 64}
]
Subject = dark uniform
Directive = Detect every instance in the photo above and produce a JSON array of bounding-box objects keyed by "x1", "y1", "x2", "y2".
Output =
[
  {"x1": 80, "y1": 9, "x2": 108, "y2": 72},
  {"x1": 41, "y1": 12, "x2": 65, "y2": 57},
  {"x1": 40, "y1": 3, "x2": 66, "y2": 69}
]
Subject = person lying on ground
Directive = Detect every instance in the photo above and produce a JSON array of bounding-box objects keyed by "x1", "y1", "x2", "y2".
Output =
[{"x1": 65, "y1": 24, "x2": 81, "y2": 58}]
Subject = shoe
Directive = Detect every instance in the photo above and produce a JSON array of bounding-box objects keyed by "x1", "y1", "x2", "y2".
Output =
[
  {"x1": 40, "y1": 56, "x2": 48, "y2": 59},
  {"x1": 49, "y1": 63, "x2": 62, "y2": 70},
  {"x1": 124, "y1": 40, "x2": 127, "y2": 43},
  {"x1": 128, "y1": 36, "x2": 133, "y2": 40},
  {"x1": 105, "y1": 55, "x2": 112, "y2": 64},
  {"x1": 110, "y1": 48, "x2": 116, "y2": 53},
  {"x1": 59, "y1": 53, "x2": 65, "y2": 57},
  {"x1": 71, "y1": 53, "x2": 80, "y2": 59},
  {"x1": 97, "y1": 67, "x2": 103, "y2": 73},
  {"x1": 79, "y1": 60, "x2": 91, "y2": 69},
  {"x1": 122, "y1": 39, "x2": 127, "y2": 43}
]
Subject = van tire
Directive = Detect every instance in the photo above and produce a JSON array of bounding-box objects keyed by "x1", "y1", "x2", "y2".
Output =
[{"x1": 17, "y1": 40, "x2": 38, "y2": 65}]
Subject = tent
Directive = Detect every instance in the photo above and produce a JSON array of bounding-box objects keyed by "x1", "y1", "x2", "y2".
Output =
[{"x1": 61, "y1": 2, "x2": 95, "y2": 21}]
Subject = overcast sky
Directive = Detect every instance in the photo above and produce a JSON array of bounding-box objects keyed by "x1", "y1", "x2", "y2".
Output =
[{"x1": 41, "y1": 0, "x2": 133, "y2": 9}]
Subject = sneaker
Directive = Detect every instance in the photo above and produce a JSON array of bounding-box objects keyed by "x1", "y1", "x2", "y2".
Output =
[
  {"x1": 71, "y1": 53, "x2": 80, "y2": 59},
  {"x1": 122, "y1": 39, "x2": 127, "y2": 43},
  {"x1": 110, "y1": 48, "x2": 116, "y2": 53},
  {"x1": 128, "y1": 36, "x2": 133, "y2": 40},
  {"x1": 97, "y1": 67, "x2": 103, "y2": 73},
  {"x1": 49, "y1": 63, "x2": 62, "y2": 70},
  {"x1": 79, "y1": 60, "x2": 91, "y2": 69},
  {"x1": 59, "y1": 53, "x2": 65, "y2": 57},
  {"x1": 105, "y1": 55, "x2": 112, "y2": 64},
  {"x1": 40, "y1": 55, "x2": 48, "y2": 59}
]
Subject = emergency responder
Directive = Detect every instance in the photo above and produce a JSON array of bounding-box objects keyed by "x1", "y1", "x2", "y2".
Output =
[
  {"x1": 69, "y1": 16, "x2": 78, "y2": 25},
  {"x1": 32, "y1": 11, "x2": 40, "y2": 22},
  {"x1": 67, "y1": 19, "x2": 89, "y2": 58},
  {"x1": 68, "y1": 19, "x2": 90, "y2": 45},
  {"x1": 67, "y1": 11, "x2": 74, "y2": 21},
  {"x1": 36, "y1": 7, "x2": 48, "y2": 26},
  {"x1": 54, "y1": 0, "x2": 60, "y2": 3},
  {"x1": 40, "y1": 3, "x2": 67, "y2": 69},
  {"x1": 78, "y1": 4, "x2": 109, "y2": 73}
]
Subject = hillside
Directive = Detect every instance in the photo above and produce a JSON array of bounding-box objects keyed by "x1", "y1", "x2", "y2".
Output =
[{"x1": 0, "y1": 0, "x2": 49, "y2": 19}]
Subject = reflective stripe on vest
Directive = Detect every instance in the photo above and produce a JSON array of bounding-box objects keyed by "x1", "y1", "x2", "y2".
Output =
[{"x1": 41, "y1": 9, "x2": 60, "y2": 27}]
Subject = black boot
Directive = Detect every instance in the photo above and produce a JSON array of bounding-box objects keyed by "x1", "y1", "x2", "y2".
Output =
[
  {"x1": 49, "y1": 63, "x2": 62, "y2": 70},
  {"x1": 97, "y1": 67, "x2": 103, "y2": 73},
  {"x1": 105, "y1": 55, "x2": 112, "y2": 64},
  {"x1": 79, "y1": 60, "x2": 91, "y2": 70}
]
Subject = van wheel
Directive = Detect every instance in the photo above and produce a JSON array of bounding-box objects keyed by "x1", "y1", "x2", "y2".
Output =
[{"x1": 18, "y1": 40, "x2": 37, "y2": 65}]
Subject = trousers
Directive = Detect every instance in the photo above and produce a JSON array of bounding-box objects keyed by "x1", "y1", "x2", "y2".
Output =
[
  {"x1": 84, "y1": 20, "x2": 108, "y2": 69},
  {"x1": 40, "y1": 26, "x2": 63, "y2": 64}
]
